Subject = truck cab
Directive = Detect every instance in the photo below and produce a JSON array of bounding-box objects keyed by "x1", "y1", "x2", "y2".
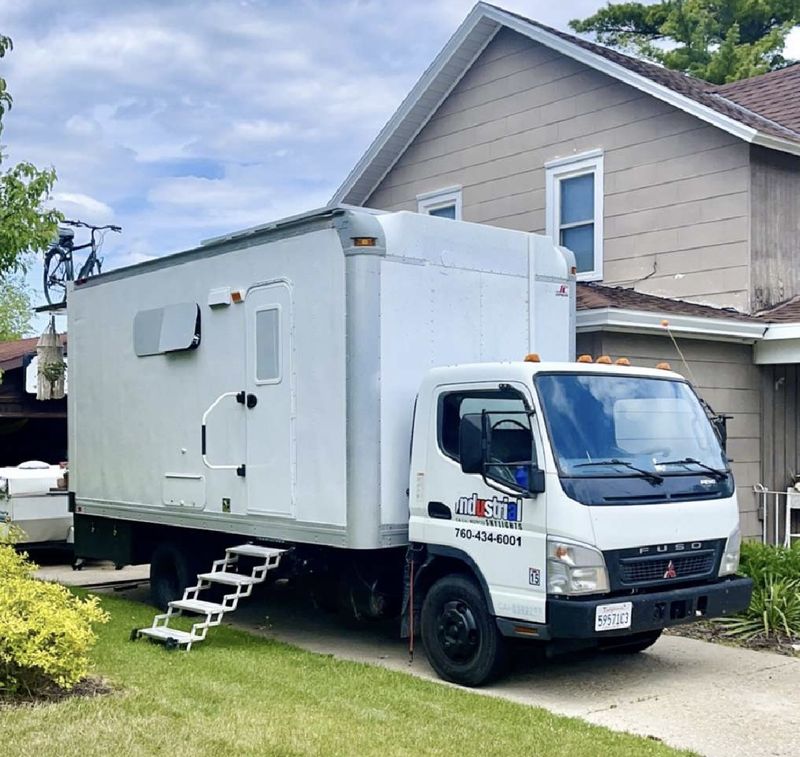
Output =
[{"x1": 409, "y1": 358, "x2": 751, "y2": 686}]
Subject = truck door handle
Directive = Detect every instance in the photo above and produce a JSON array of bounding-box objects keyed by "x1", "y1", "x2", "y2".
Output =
[{"x1": 428, "y1": 501, "x2": 451, "y2": 520}]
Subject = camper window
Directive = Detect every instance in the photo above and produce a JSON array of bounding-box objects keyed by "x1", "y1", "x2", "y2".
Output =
[
  {"x1": 133, "y1": 303, "x2": 201, "y2": 356},
  {"x1": 255, "y1": 307, "x2": 281, "y2": 382}
]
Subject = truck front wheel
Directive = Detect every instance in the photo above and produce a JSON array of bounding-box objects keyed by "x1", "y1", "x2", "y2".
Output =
[{"x1": 421, "y1": 574, "x2": 506, "y2": 687}]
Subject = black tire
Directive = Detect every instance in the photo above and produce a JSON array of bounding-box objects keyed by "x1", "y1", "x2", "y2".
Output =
[
  {"x1": 150, "y1": 542, "x2": 196, "y2": 611},
  {"x1": 421, "y1": 574, "x2": 507, "y2": 687},
  {"x1": 43, "y1": 249, "x2": 72, "y2": 306},
  {"x1": 603, "y1": 630, "x2": 662, "y2": 654}
]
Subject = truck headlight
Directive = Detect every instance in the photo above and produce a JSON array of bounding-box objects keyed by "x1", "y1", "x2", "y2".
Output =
[
  {"x1": 719, "y1": 525, "x2": 741, "y2": 576},
  {"x1": 547, "y1": 538, "x2": 609, "y2": 595}
]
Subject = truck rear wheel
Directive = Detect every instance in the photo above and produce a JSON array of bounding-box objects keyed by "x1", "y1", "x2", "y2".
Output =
[
  {"x1": 421, "y1": 574, "x2": 506, "y2": 687},
  {"x1": 150, "y1": 542, "x2": 195, "y2": 611}
]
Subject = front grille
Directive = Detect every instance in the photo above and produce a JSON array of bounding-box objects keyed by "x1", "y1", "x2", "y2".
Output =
[{"x1": 619, "y1": 551, "x2": 715, "y2": 584}]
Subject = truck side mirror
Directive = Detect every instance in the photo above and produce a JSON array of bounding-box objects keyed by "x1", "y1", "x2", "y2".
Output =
[
  {"x1": 458, "y1": 414, "x2": 484, "y2": 474},
  {"x1": 528, "y1": 466, "x2": 546, "y2": 495}
]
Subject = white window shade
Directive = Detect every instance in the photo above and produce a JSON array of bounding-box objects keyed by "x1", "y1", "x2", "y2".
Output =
[{"x1": 134, "y1": 303, "x2": 201, "y2": 356}]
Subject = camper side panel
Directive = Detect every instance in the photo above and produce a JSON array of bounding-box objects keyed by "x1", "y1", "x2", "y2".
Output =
[{"x1": 68, "y1": 228, "x2": 349, "y2": 542}]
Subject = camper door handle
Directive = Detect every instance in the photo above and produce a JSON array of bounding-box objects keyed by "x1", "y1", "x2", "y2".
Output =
[{"x1": 201, "y1": 390, "x2": 250, "y2": 472}]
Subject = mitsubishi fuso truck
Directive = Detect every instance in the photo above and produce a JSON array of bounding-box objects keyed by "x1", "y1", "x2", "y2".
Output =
[{"x1": 68, "y1": 206, "x2": 751, "y2": 686}]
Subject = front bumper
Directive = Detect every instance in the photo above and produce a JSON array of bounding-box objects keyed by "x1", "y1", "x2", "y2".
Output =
[{"x1": 497, "y1": 576, "x2": 752, "y2": 640}]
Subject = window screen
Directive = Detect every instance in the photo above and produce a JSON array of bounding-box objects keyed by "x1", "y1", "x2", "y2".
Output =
[
  {"x1": 559, "y1": 173, "x2": 595, "y2": 274},
  {"x1": 255, "y1": 308, "x2": 280, "y2": 381},
  {"x1": 428, "y1": 204, "x2": 456, "y2": 219}
]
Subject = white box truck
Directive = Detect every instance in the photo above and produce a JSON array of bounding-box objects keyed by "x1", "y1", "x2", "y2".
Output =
[{"x1": 69, "y1": 207, "x2": 751, "y2": 685}]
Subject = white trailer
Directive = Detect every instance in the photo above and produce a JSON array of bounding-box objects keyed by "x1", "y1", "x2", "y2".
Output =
[
  {"x1": 70, "y1": 207, "x2": 750, "y2": 685},
  {"x1": 0, "y1": 462, "x2": 71, "y2": 547}
]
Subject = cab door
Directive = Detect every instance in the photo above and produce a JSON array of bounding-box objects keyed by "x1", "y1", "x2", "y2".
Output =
[
  {"x1": 419, "y1": 382, "x2": 547, "y2": 625},
  {"x1": 244, "y1": 283, "x2": 295, "y2": 517}
]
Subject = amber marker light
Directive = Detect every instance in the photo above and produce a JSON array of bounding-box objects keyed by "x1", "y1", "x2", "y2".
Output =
[
  {"x1": 230, "y1": 290, "x2": 244, "y2": 303},
  {"x1": 577, "y1": 355, "x2": 593, "y2": 363},
  {"x1": 524, "y1": 353, "x2": 541, "y2": 363},
  {"x1": 596, "y1": 355, "x2": 613, "y2": 364},
  {"x1": 352, "y1": 237, "x2": 377, "y2": 247},
  {"x1": 615, "y1": 357, "x2": 631, "y2": 366},
  {"x1": 656, "y1": 362, "x2": 672, "y2": 370},
  {"x1": 661, "y1": 319, "x2": 670, "y2": 328}
]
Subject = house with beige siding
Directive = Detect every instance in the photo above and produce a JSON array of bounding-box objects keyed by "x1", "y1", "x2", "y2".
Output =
[{"x1": 333, "y1": 2, "x2": 800, "y2": 540}]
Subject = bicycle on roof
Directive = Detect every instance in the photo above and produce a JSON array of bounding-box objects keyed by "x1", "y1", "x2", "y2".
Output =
[{"x1": 42, "y1": 219, "x2": 121, "y2": 306}]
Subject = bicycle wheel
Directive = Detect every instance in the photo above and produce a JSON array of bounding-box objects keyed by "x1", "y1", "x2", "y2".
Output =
[{"x1": 43, "y1": 249, "x2": 73, "y2": 306}]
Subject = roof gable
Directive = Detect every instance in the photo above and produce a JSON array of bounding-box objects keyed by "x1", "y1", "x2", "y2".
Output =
[{"x1": 333, "y1": 2, "x2": 800, "y2": 206}]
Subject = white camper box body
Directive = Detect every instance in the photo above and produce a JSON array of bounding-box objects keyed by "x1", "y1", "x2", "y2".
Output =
[{"x1": 68, "y1": 208, "x2": 574, "y2": 550}]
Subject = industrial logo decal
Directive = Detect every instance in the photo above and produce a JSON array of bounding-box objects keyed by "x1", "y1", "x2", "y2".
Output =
[
  {"x1": 454, "y1": 493, "x2": 523, "y2": 530},
  {"x1": 663, "y1": 560, "x2": 677, "y2": 579}
]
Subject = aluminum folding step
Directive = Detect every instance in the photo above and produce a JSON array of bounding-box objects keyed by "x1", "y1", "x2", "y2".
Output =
[
  {"x1": 137, "y1": 626, "x2": 199, "y2": 646},
  {"x1": 169, "y1": 598, "x2": 227, "y2": 614},
  {"x1": 197, "y1": 571, "x2": 259, "y2": 586},
  {"x1": 133, "y1": 543, "x2": 287, "y2": 652},
  {"x1": 227, "y1": 544, "x2": 285, "y2": 559}
]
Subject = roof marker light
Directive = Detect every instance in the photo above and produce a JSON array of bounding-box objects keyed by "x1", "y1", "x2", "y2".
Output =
[
  {"x1": 615, "y1": 357, "x2": 631, "y2": 366},
  {"x1": 656, "y1": 361, "x2": 672, "y2": 370},
  {"x1": 524, "y1": 353, "x2": 541, "y2": 363},
  {"x1": 577, "y1": 355, "x2": 593, "y2": 363},
  {"x1": 596, "y1": 355, "x2": 613, "y2": 364}
]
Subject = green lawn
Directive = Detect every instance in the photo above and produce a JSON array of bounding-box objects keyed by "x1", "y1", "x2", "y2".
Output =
[{"x1": 2, "y1": 593, "x2": 693, "y2": 757}]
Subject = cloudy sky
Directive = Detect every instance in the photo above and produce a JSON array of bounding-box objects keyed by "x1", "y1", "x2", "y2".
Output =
[{"x1": 2, "y1": 0, "x2": 799, "y2": 315}]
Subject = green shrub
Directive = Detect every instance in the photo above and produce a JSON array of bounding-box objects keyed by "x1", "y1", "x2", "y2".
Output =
[
  {"x1": 0, "y1": 542, "x2": 108, "y2": 696},
  {"x1": 724, "y1": 540, "x2": 800, "y2": 640},
  {"x1": 739, "y1": 540, "x2": 800, "y2": 584}
]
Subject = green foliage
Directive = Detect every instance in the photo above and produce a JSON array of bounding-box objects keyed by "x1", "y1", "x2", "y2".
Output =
[
  {"x1": 0, "y1": 32, "x2": 61, "y2": 273},
  {"x1": 722, "y1": 540, "x2": 800, "y2": 639},
  {"x1": 0, "y1": 540, "x2": 108, "y2": 696},
  {"x1": 0, "y1": 275, "x2": 31, "y2": 341},
  {"x1": 570, "y1": 1, "x2": 800, "y2": 84},
  {"x1": 739, "y1": 538, "x2": 800, "y2": 582}
]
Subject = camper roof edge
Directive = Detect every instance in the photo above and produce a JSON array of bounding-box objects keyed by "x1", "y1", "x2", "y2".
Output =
[{"x1": 72, "y1": 205, "x2": 386, "y2": 290}]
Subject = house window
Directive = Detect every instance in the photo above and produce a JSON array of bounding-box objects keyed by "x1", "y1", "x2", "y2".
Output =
[
  {"x1": 545, "y1": 150, "x2": 604, "y2": 281},
  {"x1": 417, "y1": 186, "x2": 462, "y2": 220}
]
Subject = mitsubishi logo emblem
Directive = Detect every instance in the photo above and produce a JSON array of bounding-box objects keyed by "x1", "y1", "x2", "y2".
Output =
[{"x1": 664, "y1": 560, "x2": 677, "y2": 579}]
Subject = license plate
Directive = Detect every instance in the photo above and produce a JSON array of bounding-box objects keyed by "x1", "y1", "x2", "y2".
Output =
[{"x1": 595, "y1": 602, "x2": 633, "y2": 632}]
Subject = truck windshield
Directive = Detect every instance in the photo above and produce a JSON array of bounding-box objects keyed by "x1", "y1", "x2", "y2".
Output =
[{"x1": 534, "y1": 373, "x2": 727, "y2": 479}]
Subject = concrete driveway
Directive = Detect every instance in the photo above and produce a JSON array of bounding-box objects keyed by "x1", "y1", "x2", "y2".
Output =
[{"x1": 42, "y1": 563, "x2": 800, "y2": 757}]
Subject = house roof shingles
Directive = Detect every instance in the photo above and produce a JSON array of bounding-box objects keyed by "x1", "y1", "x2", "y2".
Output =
[
  {"x1": 493, "y1": 6, "x2": 800, "y2": 145},
  {"x1": 713, "y1": 64, "x2": 800, "y2": 134},
  {"x1": 0, "y1": 334, "x2": 67, "y2": 372},
  {"x1": 576, "y1": 283, "x2": 762, "y2": 322}
]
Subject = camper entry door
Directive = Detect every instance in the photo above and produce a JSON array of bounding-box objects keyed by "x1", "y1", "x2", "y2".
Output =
[{"x1": 244, "y1": 282, "x2": 295, "y2": 517}]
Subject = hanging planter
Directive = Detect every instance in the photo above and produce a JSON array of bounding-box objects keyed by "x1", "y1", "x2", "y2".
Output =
[{"x1": 36, "y1": 316, "x2": 66, "y2": 401}]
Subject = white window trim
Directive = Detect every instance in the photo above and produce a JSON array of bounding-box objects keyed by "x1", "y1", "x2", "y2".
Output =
[
  {"x1": 545, "y1": 150, "x2": 604, "y2": 282},
  {"x1": 416, "y1": 185, "x2": 463, "y2": 219}
]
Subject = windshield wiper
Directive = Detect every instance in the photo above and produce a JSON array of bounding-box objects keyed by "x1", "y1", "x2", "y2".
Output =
[
  {"x1": 573, "y1": 459, "x2": 664, "y2": 485},
  {"x1": 654, "y1": 457, "x2": 728, "y2": 480}
]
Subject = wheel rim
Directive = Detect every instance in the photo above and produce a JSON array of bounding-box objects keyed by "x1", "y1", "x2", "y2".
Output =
[
  {"x1": 44, "y1": 255, "x2": 71, "y2": 304},
  {"x1": 437, "y1": 599, "x2": 480, "y2": 663}
]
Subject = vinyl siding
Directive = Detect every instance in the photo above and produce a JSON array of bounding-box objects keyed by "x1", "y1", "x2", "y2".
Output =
[
  {"x1": 576, "y1": 332, "x2": 762, "y2": 539},
  {"x1": 367, "y1": 28, "x2": 751, "y2": 310},
  {"x1": 750, "y1": 145, "x2": 800, "y2": 311}
]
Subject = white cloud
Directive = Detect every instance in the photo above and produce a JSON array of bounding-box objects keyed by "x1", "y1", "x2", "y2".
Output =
[
  {"x1": 0, "y1": 0, "x2": 647, "y2": 319},
  {"x1": 49, "y1": 193, "x2": 115, "y2": 223},
  {"x1": 785, "y1": 27, "x2": 800, "y2": 60}
]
